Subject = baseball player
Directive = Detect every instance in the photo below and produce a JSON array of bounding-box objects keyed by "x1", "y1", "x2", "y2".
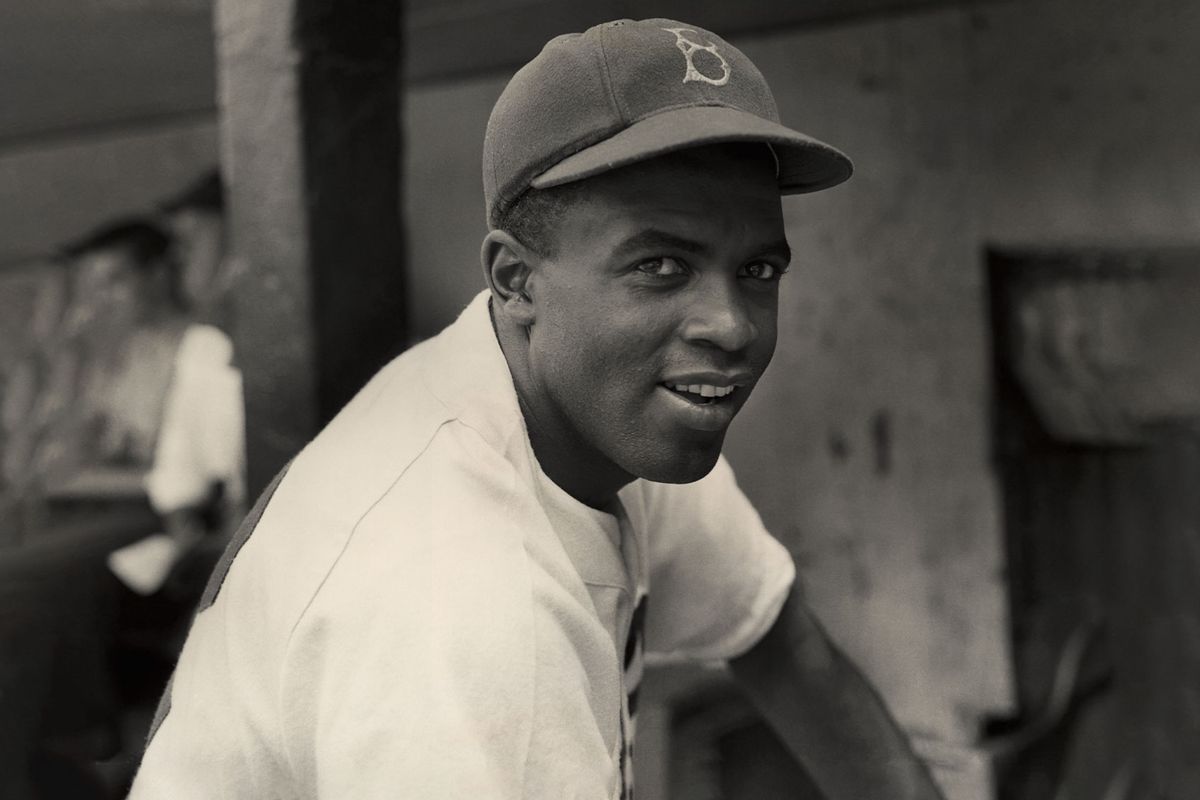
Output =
[{"x1": 130, "y1": 18, "x2": 946, "y2": 800}]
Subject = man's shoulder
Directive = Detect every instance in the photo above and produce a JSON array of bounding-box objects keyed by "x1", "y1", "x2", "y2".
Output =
[
  {"x1": 279, "y1": 335, "x2": 525, "y2": 531},
  {"x1": 264, "y1": 402, "x2": 523, "y2": 565},
  {"x1": 293, "y1": 292, "x2": 518, "y2": 496},
  {"x1": 322, "y1": 414, "x2": 531, "y2": 538},
  {"x1": 217, "y1": 293, "x2": 530, "y2": 633},
  {"x1": 282, "y1": 419, "x2": 541, "y2": 651},
  {"x1": 206, "y1": 413, "x2": 534, "y2": 656}
]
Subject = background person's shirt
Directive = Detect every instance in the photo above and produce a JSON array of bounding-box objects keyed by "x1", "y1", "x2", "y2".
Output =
[
  {"x1": 130, "y1": 291, "x2": 793, "y2": 800},
  {"x1": 106, "y1": 324, "x2": 245, "y2": 595},
  {"x1": 143, "y1": 323, "x2": 244, "y2": 520}
]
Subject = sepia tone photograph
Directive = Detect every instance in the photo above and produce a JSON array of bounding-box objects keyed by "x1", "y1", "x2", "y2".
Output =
[{"x1": 1, "y1": 1, "x2": 1198, "y2": 798}]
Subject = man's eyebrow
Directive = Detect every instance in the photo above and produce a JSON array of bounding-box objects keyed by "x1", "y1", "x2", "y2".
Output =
[
  {"x1": 613, "y1": 229, "x2": 793, "y2": 263},
  {"x1": 614, "y1": 229, "x2": 711, "y2": 258}
]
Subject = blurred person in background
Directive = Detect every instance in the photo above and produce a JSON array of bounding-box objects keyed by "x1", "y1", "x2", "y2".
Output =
[
  {"x1": 0, "y1": 212, "x2": 244, "y2": 799},
  {"x1": 91, "y1": 211, "x2": 245, "y2": 796},
  {"x1": 48, "y1": 216, "x2": 245, "y2": 564}
]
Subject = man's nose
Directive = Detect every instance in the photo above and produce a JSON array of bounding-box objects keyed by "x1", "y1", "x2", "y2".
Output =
[{"x1": 681, "y1": 278, "x2": 758, "y2": 352}]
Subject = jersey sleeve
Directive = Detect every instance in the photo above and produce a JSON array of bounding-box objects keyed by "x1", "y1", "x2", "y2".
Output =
[
  {"x1": 638, "y1": 454, "x2": 796, "y2": 662},
  {"x1": 276, "y1": 430, "x2": 536, "y2": 799}
]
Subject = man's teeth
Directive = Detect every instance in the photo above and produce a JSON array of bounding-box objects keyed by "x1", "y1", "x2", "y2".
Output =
[{"x1": 666, "y1": 383, "x2": 735, "y2": 398}]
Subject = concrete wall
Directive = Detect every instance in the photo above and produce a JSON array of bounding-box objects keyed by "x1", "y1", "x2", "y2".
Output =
[
  {"x1": 970, "y1": 0, "x2": 1200, "y2": 245},
  {"x1": 725, "y1": 12, "x2": 1012, "y2": 742}
]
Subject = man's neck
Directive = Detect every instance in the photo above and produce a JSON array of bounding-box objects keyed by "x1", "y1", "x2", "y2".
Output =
[{"x1": 489, "y1": 300, "x2": 632, "y2": 510}]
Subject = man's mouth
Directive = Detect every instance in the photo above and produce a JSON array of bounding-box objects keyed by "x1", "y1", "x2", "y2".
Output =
[{"x1": 661, "y1": 382, "x2": 738, "y2": 405}]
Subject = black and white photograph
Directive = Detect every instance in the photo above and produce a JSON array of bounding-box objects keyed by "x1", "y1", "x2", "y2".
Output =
[{"x1": 1, "y1": 1, "x2": 1198, "y2": 798}]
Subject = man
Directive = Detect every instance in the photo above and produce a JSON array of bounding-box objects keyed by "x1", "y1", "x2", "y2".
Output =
[
  {"x1": 51, "y1": 219, "x2": 243, "y2": 646},
  {"x1": 131, "y1": 19, "x2": 945, "y2": 800},
  {"x1": 45, "y1": 219, "x2": 244, "y2": 592},
  {"x1": 37, "y1": 218, "x2": 241, "y2": 522}
]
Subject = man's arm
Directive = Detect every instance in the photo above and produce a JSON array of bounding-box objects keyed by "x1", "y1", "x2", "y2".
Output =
[{"x1": 729, "y1": 582, "x2": 946, "y2": 800}]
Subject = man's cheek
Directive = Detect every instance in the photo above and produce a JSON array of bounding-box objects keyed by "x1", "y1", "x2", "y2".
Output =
[{"x1": 754, "y1": 318, "x2": 780, "y2": 369}]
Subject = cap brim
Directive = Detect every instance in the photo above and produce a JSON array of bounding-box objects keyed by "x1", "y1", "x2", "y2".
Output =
[{"x1": 531, "y1": 105, "x2": 852, "y2": 194}]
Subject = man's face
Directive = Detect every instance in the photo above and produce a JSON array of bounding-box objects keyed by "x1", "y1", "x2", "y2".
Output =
[
  {"x1": 522, "y1": 144, "x2": 788, "y2": 484},
  {"x1": 71, "y1": 246, "x2": 143, "y2": 334}
]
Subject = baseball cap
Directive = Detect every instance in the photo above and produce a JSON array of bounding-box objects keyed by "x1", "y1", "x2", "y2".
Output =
[{"x1": 483, "y1": 18, "x2": 853, "y2": 228}]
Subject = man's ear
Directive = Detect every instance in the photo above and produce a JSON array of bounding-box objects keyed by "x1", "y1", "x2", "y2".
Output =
[{"x1": 481, "y1": 230, "x2": 537, "y2": 327}]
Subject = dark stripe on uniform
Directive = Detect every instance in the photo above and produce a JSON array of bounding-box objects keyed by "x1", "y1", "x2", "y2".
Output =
[
  {"x1": 197, "y1": 462, "x2": 292, "y2": 612},
  {"x1": 142, "y1": 462, "x2": 292, "y2": 750},
  {"x1": 627, "y1": 686, "x2": 641, "y2": 718},
  {"x1": 624, "y1": 596, "x2": 647, "y2": 669}
]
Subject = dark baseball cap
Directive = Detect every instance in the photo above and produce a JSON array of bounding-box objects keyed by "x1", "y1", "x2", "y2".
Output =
[{"x1": 483, "y1": 18, "x2": 853, "y2": 228}]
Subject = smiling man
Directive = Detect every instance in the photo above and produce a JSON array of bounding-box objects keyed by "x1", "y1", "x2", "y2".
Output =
[
  {"x1": 131, "y1": 18, "x2": 945, "y2": 800},
  {"x1": 487, "y1": 144, "x2": 787, "y2": 502}
]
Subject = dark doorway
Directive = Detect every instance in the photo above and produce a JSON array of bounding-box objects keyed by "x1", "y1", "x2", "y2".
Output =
[{"x1": 988, "y1": 247, "x2": 1200, "y2": 800}]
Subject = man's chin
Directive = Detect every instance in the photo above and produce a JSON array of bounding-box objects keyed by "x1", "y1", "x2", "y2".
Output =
[{"x1": 625, "y1": 437, "x2": 725, "y2": 484}]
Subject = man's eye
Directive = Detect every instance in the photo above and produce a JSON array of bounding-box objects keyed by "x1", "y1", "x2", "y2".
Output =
[
  {"x1": 741, "y1": 261, "x2": 785, "y2": 281},
  {"x1": 635, "y1": 257, "x2": 686, "y2": 277}
]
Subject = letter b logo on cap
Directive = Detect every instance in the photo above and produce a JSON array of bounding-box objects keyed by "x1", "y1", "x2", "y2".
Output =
[{"x1": 662, "y1": 27, "x2": 731, "y2": 86}]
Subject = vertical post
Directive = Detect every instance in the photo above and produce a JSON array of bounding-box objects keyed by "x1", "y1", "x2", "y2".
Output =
[{"x1": 215, "y1": 0, "x2": 404, "y2": 497}]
